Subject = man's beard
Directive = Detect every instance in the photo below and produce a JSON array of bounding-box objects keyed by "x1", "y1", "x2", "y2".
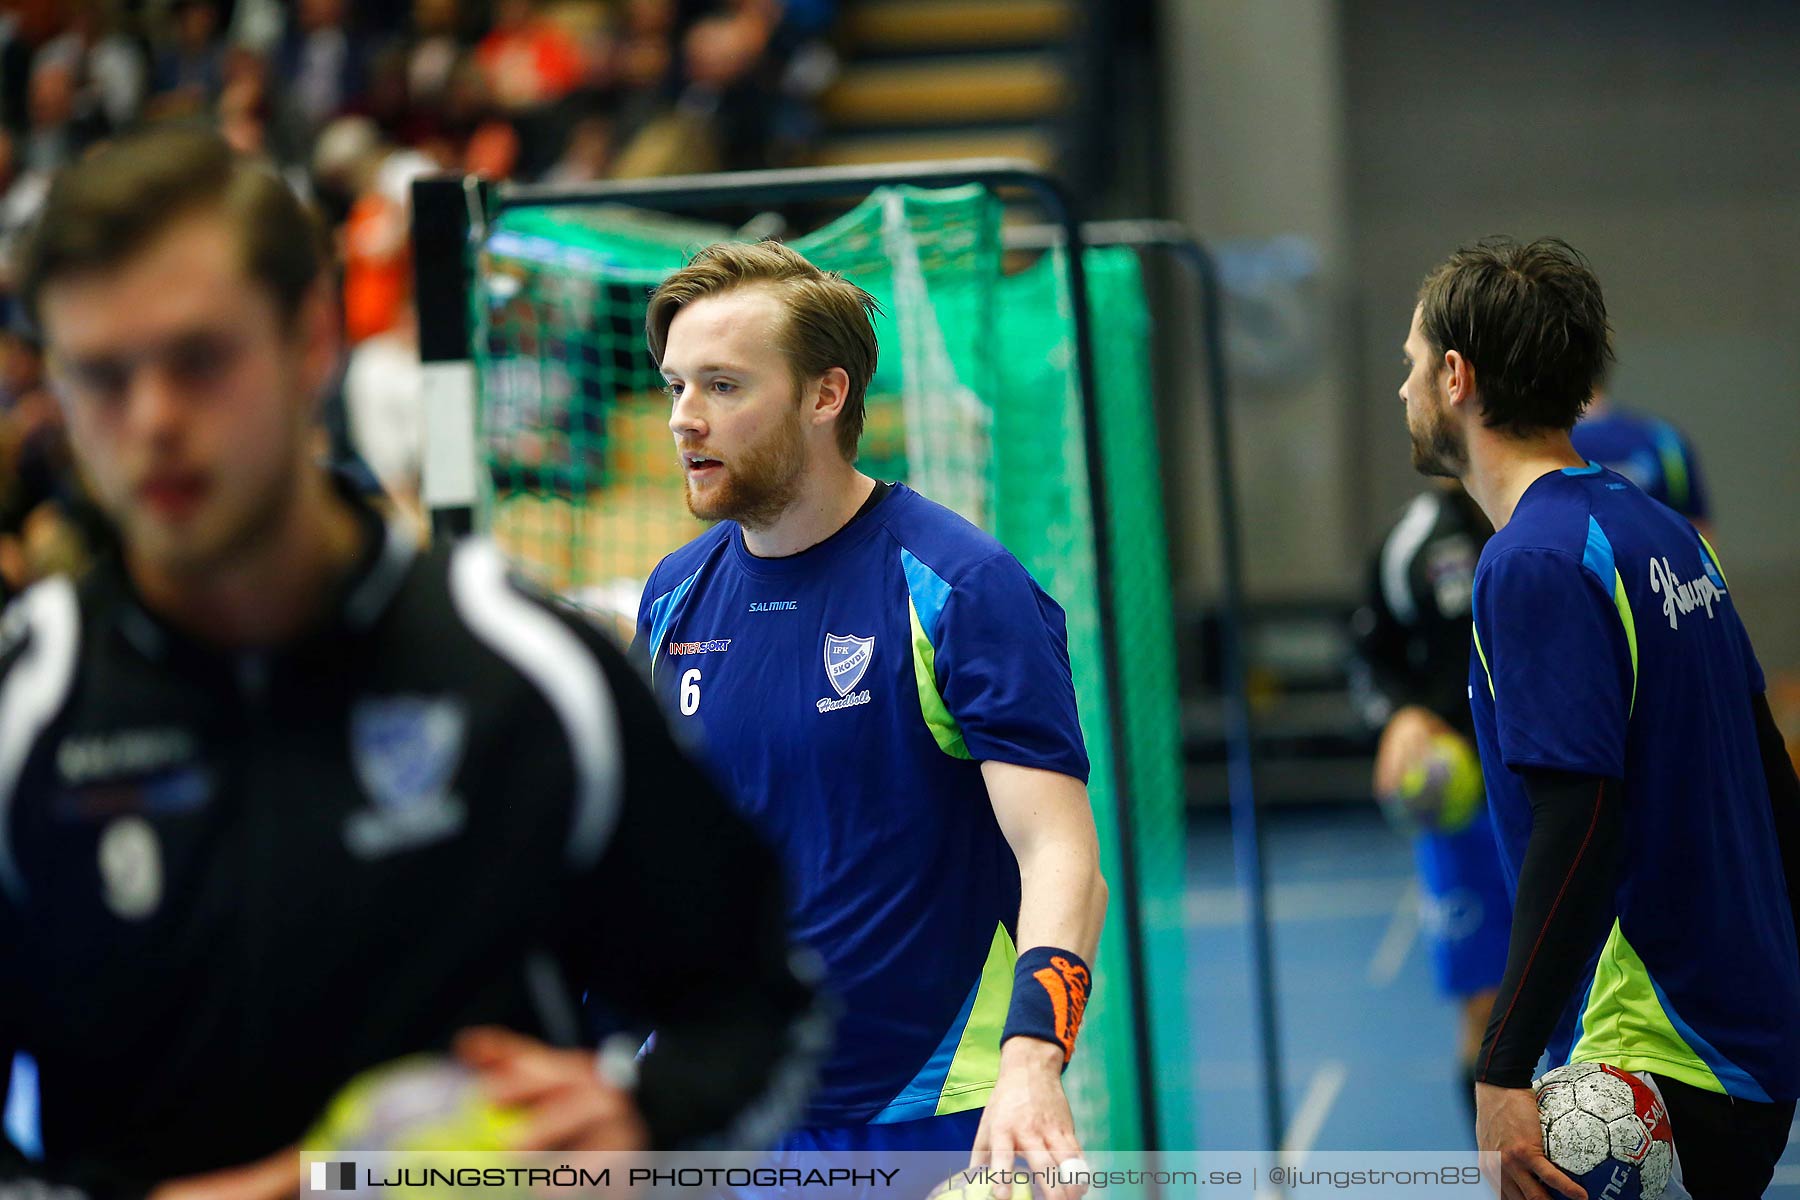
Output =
[
  {"x1": 1409, "y1": 385, "x2": 1467, "y2": 480},
  {"x1": 685, "y1": 406, "x2": 808, "y2": 529}
]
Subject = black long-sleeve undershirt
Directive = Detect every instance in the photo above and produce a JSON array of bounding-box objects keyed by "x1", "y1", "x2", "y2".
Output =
[
  {"x1": 1476, "y1": 770, "x2": 1623, "y2": 1089},
  {"x1": 1479, "y1": 691, "x2": 1800, "y2": 1089},
  {"x1": 1751, "y1": 691, "x2": 1800, "y2": 954}
]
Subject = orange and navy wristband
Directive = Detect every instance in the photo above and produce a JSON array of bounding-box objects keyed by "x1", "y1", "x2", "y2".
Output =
[{"x1": 1002, "y1": 946, "x2": 1092, "y2": 1067}]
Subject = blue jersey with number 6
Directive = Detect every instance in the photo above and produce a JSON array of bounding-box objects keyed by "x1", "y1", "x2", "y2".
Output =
[{"x1": 632, "y1": 483, "x2": 1088, "y2": 1126}]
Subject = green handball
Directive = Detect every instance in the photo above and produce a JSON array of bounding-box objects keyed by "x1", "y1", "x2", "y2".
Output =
[
  {"x1": 304, "y1": 1055, "x2": 526, "y2": 1151},
  {"x1": 1383, "y1": 733, "x2": 1485, "y2": 835}
]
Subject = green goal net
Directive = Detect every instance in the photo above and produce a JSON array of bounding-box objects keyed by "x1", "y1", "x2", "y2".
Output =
[{"x1": 467, "y1": 185, "x2": 1191, "y2": 1152}]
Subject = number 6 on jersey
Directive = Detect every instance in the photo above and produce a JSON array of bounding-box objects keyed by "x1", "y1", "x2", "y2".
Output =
[{"x1": 680, "y1": 668, "x2": 702, "y2": 715}]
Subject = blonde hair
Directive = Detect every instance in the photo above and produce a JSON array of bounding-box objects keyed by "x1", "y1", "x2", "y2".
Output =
[{"x1": 646, "y1": 241, "x2": 880, "y2": 460}]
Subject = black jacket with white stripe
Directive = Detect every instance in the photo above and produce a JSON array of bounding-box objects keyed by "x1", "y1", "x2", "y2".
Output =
[
  {"x1": 0, "y1": 497, "x2": 823, "y2": 1195},
  {"x1": 1349, "y1": 484, "x2": 1492, "y2": 740}
]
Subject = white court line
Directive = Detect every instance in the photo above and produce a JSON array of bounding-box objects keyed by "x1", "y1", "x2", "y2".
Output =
[
  {"x1": 1185, "y1": 876, "x2": 1412, "y2": 927},
  {"x1": 1775, "y1": 1126, "x2": 1800, "y2": 1188},
  {"x1": 1280, "y1": 1059, "x2": 1348, "y2": 1170},
  {"x1": 1366, "y1": 880, "x2": 1421, "y2": 987}
]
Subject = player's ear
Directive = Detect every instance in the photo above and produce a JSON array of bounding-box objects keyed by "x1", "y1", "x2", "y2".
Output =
[
  {"x1": 1442, "y1": 350, "x2": 1476, "y2": 409},
  {"x1": 809, "y1": 366, "x2": 851, "y2": 427}
]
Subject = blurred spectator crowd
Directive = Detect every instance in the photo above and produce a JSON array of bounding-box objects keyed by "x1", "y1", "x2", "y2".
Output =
[{"x1": 0, "y1": 0, "x2": 839, "y2": 600}]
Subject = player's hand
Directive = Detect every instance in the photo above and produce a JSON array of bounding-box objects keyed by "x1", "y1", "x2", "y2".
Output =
[
  {"x1": 455, "y1": 1026, "x2": 651, "y2": 1152},
  {"x1": 1475, "y1": 1082, "x2": 1585, "y2": 1200},
  {"x1": 970, "y1": 1037, "x2": 1086, "y2": 1200},
  {"x1": 148, "y1": 1146, "x2": 299, "y2": 1200},
  {"x1": 1374, "y1": 705, "x2": 1455, "y2": 797}
]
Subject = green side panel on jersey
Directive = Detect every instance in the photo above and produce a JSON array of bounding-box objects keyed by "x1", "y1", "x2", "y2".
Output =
[
  {"x1": 1698, "y1": 532, "x2": 1730, "y2": 588},
  {"x1": 1570, "y1": 922, "x2": 1725, "y2": 1095},
  {"x1": 1472, "y1": 621, "x2": 1495, "y2": 698},
  {"x1": 937, "y1": 923, "x2": 1017, "y2": 1115},
  {"x1": 1611, "y1": 568, "x2": 1639, "y2": 715},
  {"x1": 907, "y1": 594, "x2": 971, "y2": 760}
]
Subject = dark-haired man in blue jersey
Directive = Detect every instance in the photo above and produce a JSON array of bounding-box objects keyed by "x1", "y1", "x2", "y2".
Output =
[
  {"x1": 1397, "y1": 237, "x2": 1800, "y2": 1200},
  {"x1": 632, "y1": 240, "x2": 1107, "y2": 1196}
]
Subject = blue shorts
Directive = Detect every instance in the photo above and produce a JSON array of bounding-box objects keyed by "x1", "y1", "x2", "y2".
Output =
[
  {"x1": 1414, "y1": 807, "x2": 1511, "y2": 998},
  {"x1": 727, "y1": 1109, "x2": 985, "y2": 1200}
]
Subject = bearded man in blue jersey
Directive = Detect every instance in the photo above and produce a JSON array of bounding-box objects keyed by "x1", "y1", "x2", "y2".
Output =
[
  {"x1": 631, "y1": 240, "x2": 1108, "y2": 1195},
  {"x1": 1397, "y1": 237, "x2": 1800, "y2": 1200}
]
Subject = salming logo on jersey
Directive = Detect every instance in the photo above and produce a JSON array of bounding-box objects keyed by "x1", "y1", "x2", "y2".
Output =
[
  {"x1": 58, "y1": 728, "x2": 197, "y2": 785},
  {"x1": 1648, "y1": 554, "x2": 1724, "y2": 630},
  {"x1": 749, "y1": 601, "x2": 798, "y2": 613}
]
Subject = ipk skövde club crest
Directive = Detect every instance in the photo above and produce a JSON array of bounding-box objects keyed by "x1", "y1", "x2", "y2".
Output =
[
  {"x1": 350, "y1": 696, "x2": 467, "y2": 812},
  {"x1": 823, "y1": 633, "x2": 875, "y2": 697}
]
